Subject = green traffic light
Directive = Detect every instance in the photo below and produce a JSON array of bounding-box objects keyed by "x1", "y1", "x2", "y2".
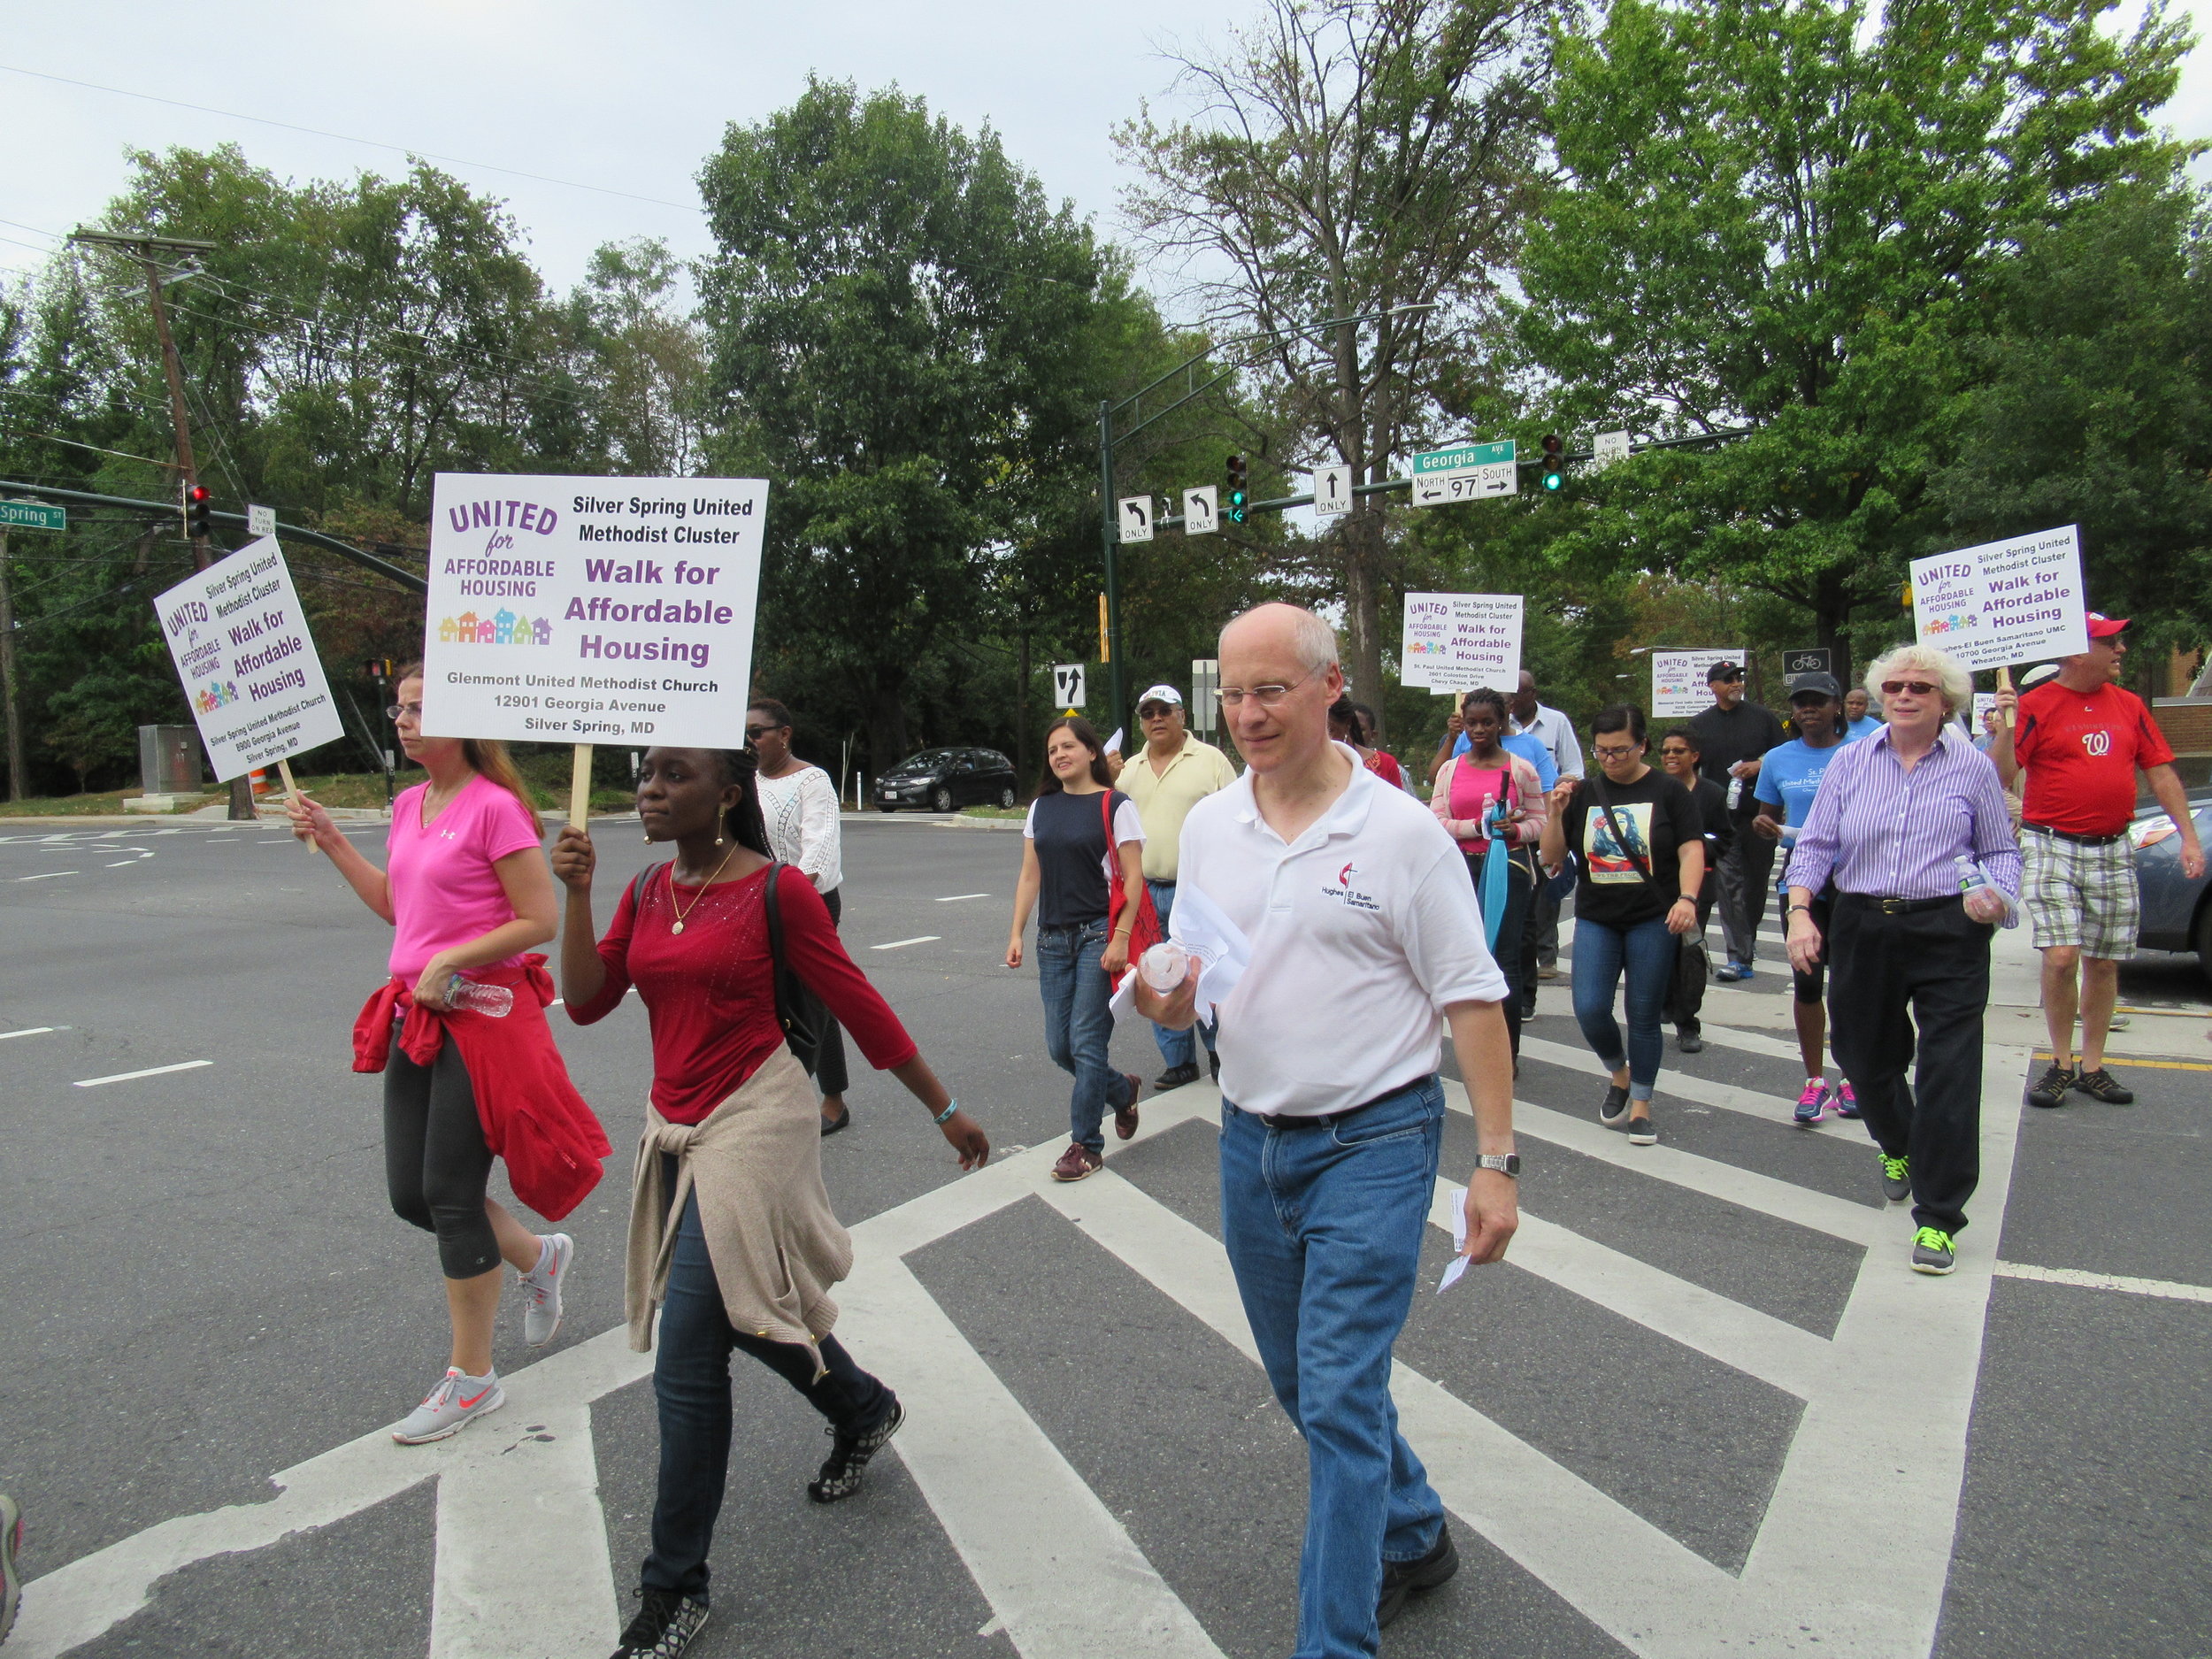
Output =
[{"x1": 1542, "y1": 472, "x2": 1563, "y2": 492}]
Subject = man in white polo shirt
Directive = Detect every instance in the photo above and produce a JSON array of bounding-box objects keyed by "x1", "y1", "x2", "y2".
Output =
[
  {"x1": 1116, "y1": 682, "x2": 1240, "y2": 1090},
  {"x1": 1137, "y1": 603, "x2": 1519, "y2": 1657}
]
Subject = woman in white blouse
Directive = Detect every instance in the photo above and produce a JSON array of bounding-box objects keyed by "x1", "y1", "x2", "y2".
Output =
[{"x1": 749, "y1": 700, "x2": 854, "y2": 1134}]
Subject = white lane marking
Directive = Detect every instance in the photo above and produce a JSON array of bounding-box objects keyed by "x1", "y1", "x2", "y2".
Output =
[
  {"x1": 871, "y1": 935, "x2": 941, "y2": 950},
  {"x1": 1519, "y1": 1033, "x2": 1811, "y2": 1127},
  {"x1": 429, "y1": 1402, "x2": 619, "y2": 1658},
  {"x1": 840, "y1": 1254, "x2": 1227, "y2": 1659},
  {"x1": 73, "y1": 1060, "x2": 213, "y2": 1087},
  {"x1": 0, "y1": 1026, "x2": 60, "y2": 1041},
  {"x1": 105, "y1": 860, "x2": 140, "y2": 869},
  {"x1": 935, "y1": 892, "x2": 991, "y2": 902},
  {"x1": 14, "y1": 871, "x2": 77, "y2": 881},
  {"x1": 1993, "y1": 1260, "x2": 2212, "y2": 1303}
]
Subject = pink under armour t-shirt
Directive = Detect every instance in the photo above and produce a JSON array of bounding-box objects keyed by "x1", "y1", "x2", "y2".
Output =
[{"x1": 386, "y1": 772, "x2": 546, "y2": 986}]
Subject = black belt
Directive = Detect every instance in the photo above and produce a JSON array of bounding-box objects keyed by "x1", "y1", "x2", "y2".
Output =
[
  {"x1": 1245, "y1": 1076, "x2": 1430, "y2": 1132},
  {"x1": 1837, "y1": 892, "x2": 1959, "y2": 915},
  {"x1": 2022, "y1": 822, "x2": 2127, "y2": 848}
]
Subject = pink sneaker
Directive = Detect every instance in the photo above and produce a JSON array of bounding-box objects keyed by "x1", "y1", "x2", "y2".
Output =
[
  {"x1": 1792, "y1": 1080, "x2": 1828, "y2": 1125},
  {"x1": 1830, "y1": 1080, "x2": 1860, "y2": 1119}
]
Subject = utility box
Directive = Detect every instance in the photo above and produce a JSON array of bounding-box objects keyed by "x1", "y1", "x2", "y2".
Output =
[{"x1": 139, "y1": 725, "x2": 202, "y2": 795}]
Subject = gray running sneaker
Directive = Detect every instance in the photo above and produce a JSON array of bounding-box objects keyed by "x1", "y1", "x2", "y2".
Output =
[
  {"x1": 393, "y1": 1368, "x2": 505, "y2": 1444},
  {"x1": 522, "y1": 1233, "x2": 573, "y2": 1348}
]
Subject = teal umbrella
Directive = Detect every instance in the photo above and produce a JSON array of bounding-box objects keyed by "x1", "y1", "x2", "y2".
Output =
[{"x1": 1479, "y1": 799, "x2": 1511, "y2": 952}]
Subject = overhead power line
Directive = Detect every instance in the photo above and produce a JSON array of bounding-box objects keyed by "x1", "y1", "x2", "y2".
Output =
[{"x1": 0, "y1": 63, "x2": 700, "y2": 214}]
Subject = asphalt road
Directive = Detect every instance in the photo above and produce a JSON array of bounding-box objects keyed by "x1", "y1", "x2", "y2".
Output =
[{"x1": 0, "y1": 812, "x2": 2207, "y2": 1657}]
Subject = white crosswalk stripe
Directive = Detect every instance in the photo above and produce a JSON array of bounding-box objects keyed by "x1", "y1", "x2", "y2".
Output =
[{"x1": 11, "y1": 1004, "x2": 2037, "y2": 1659}]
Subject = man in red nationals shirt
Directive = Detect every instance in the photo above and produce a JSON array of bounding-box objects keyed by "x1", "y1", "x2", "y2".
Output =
[{"x1": 1993, "y1": 613, "x2": 2205, "y2": 1109}]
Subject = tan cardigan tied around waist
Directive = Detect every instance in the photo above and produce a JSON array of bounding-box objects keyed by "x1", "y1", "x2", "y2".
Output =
[{"x1": 624, "y1": 1043, "x2": 853, "y2": 1366}]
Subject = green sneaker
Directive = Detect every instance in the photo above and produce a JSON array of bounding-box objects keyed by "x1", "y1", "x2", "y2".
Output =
[
  {"x1": 1878, "y1": 1153, "x2": 1910, "y2": 1202},
  {"x1": 1911, "y1": 1227, "x2": 1956, "y2": 1275}
]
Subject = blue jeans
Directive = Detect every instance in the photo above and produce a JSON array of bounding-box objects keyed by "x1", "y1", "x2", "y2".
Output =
[
  {"x1": 1570, "y1": 913, "x2": 1676, "y2": 1100},
  {"x1": 1145, "y1": 879, "x2": 1217, "y2": 1070},
  {"x1": 1219, "y1": 1078, "x2": 1448, "y2": 1659},
  {"x1": 643, "y1": 1190, "x2": 889, "y2": 1601},
  {"x1": 1037, "y1": 918, "x2": 1132, "y2": 1152}
]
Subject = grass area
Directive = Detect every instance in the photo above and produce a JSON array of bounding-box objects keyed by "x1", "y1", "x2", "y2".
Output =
[
  {"x1": 957, "y1": 804, "x2": 1028, "y2": 820},
  {"x1": 0, "y1": 787, "x2": 215, "y2": 818}
]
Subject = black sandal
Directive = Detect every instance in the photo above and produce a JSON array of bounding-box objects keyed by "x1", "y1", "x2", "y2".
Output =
[{"x1": 819, "y1": 1104, "x2": 851, "y2": 1137}]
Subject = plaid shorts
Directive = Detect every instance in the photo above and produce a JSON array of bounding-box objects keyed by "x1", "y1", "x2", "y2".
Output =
[{"x1": 2021, "y1": 827, "x2": 2139, "y2": 958}]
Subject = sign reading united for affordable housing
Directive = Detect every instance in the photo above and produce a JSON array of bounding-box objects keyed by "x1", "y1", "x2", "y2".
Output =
[
  {"x1": 1651, "y1": 649, "x2": 1746, "y2": 718},
  {"x1": 421, "y1": 472, "x2": 766, "y2": 747},
  {"x1": 154, "y1": 535, "x2": 344, "y2": 781},
  {"x1": 1910, "y1": 524, "x2": 2086, "y2": 671},
  {"x1": 1402, "y1": 592, "x2": 1524, "y2": 692}
]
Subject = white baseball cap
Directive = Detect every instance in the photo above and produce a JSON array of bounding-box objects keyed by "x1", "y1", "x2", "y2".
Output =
[{"x1": 1137, "y1": 685, "x2": 1184, "y2": 708}]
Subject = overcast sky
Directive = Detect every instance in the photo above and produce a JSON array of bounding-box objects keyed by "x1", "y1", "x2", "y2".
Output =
[{"x1": 3, "y1": 0, "x2": 2211, "y2": 316}]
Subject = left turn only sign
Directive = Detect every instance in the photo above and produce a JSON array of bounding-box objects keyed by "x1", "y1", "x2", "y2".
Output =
[{"x1": 1118, "y1": 497, "x2": 1154, "y2": 543}]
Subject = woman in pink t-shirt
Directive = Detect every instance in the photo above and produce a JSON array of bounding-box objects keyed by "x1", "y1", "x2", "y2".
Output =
[{"x1": 290, "y1": 664, "x2": 583, "y2": 1444}]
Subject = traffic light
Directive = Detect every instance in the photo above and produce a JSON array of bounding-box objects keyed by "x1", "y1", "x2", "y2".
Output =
[
  {"x1": 1540, "y1": 434, "x2": 1565, "y2": 492},
  {"x1": 1226, "y1": 454, "x2": 1248, "y2": 524},
  {"x1": 184, "y1": 484, "x2": 211, "y2": 541}
]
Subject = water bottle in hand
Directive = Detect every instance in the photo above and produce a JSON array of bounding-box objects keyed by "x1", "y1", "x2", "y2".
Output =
[
  {"x1": 1954, "y1": 854, "x2": 1988, "y2": 899},
  {"x1": 1139, "y1": 941, "x2": 1190, "y2": 993},
  {"x1": 443, "y1": 976, "x2": 513, "y2": 1017}
]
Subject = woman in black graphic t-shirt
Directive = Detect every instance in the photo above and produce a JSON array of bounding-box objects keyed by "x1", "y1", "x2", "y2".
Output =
[
  {"x1": 1005, "y1": 717, "x2": 1148, "y2": 1183},
  {"x1": 1539, "y1": 704, "x2": 1704, "y2": 1146}
]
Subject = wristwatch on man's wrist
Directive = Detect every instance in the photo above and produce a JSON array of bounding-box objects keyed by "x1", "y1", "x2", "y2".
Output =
[{"x1": 1475, "y1": 1153, "x2": 1520, "y2": 1178}]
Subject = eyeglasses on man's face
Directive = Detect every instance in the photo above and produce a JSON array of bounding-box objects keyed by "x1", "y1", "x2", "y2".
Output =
[
  {"x1": 1138, "y1": 703, "x2": 1177, "y2": 719},
  {"x1": 1879, "y1": 680, "x2": 1939, "y2": 697},
  {"x1": 1217, "y1": 670, "x2": 1317, "y2": 710},
  {"x1": 386, "y1": 702, "x2": 423, "y2": 722}
]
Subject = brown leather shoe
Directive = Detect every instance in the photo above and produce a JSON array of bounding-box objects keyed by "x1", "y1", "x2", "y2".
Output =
[
  {"x1": 1050, "y1": 1143, "x2": 1103, "y2": 1182},
  {"x1": 1114, "y1": 1072, "x2": 1144, "y2": 1140}
]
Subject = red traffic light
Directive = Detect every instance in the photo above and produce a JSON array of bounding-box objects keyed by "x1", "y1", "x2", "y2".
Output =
[
  {"x1": 187, "y1": 485, "x2": 211, "y2": 503},
  {"x1": 183, "y1": 484, "x2": 212, "y2": 540}
]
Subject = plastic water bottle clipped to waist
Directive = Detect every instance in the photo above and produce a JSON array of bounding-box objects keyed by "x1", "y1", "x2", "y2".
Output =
[{"x1": 442, "y1": 975, "x2": 514, "y2": 1017}]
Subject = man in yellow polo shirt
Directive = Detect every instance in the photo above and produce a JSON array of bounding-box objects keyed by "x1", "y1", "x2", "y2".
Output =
[{"x1": 1117, "y1": 683, "x2": 1239, "y2": 1088}]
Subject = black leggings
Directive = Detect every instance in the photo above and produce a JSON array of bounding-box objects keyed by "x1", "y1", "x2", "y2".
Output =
[
  {"x1": 384, "y1": 1028, "x2": 503, "y2": 1279},
  {"x1": 806, "y1": 887, "x2": 850, "y2": 1097}
]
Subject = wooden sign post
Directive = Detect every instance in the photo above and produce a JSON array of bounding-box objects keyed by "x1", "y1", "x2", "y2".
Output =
[{"x1": 568, "y1": 744, "x2": 593, "y2": 828}]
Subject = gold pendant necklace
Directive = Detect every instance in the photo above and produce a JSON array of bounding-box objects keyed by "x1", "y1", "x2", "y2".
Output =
[{"x1": 668, "y1": 843, "x2": 741, "y2": 935}]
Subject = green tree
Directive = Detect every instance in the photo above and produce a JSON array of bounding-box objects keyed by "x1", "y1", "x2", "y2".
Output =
[
  {"x1": 1516, "y1": 0, "x2": 2194, "y2": 680},
  {"x1": 1935, "y1": 180, "x2": 2212, "y2": 677},
  {"x1": 698, "y1": 79, "x2": 1154, "y2": 771},
  {"x1": 1117, "y1": 0, "x2": 1554, "y2": 726}
]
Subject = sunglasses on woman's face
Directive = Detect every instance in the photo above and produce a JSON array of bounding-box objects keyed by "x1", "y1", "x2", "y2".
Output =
[
  {"x1": 1880, "y1": 680, "x2": 1939, "y2": 696},
  {"x1": 743, "y1": 725, "x2": 780, "y2": 741}
]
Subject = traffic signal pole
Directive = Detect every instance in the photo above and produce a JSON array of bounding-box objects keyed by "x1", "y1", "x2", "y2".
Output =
[
  {"x1": 1098, "y1": 399, "x2": 1126, "y2": 731},
  {"x1": 73, "y1": 228, "x2": 255, "y2": 820}
]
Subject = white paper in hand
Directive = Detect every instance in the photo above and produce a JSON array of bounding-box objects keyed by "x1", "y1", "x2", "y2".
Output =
[
  {"x1": 1105, "y1": 727, "x2": 1125, "y2": 757},
  {"x1": 1108, "y1": 877, "x2": 1252, "y2": 1028},
  {"x1": 1438, "y1": 1184, "x2": 1471, "y2": 1293}
]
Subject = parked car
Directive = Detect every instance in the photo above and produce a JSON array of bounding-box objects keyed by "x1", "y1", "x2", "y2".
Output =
[
  {"x1": 2132, "y1": 786, "x2": 2212, "y2": 977},
  {"x1": 875, "y1": 747, "x2": 1019, "y2": 814}
]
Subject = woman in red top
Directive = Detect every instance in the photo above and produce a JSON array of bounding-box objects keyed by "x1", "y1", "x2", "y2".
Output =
[
  {"x1": 1329, "y1": 695, "x2": 1408, "y2": 787},
  {"x1": 289, "y1": 664, "x2": 606, "y2": 1447},
  {"x1": 551, "y1": 748, "x2": 987, "y2": 1659}
]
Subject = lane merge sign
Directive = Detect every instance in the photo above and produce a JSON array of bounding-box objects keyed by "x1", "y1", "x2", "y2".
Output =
[
  {"x1": 1410, "y1": 441, "x2": 1517, "y2": 506},
  {"x1": 1, "y1": 500, "x2": 65, "y2": 532}
]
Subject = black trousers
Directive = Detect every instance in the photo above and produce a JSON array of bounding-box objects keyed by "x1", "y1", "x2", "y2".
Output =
[
  {"x1": 384, "y1": 1028, "x2": 501, "y2": 1279},
  {"x1": 1465, "y1": 848, "x2": 1533, "y2": 1056},
  {"x1": 1668, "y1": 879, "x2": 1717, "y2": 1035},
  {"x1": 1825, "y1": 895, "x2": 1993, "y2": 1237},
  {"x1": 804, "y1": 886, "x2": 850, "y2": 1097},
  {"x1": 1717, "y1": 824, "x2": 1777, "y2": 966}
]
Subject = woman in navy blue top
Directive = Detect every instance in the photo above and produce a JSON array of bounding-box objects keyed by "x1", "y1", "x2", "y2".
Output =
[{"x1": 1005, "y1": 717, "x2": 1147, "y2": 1183}]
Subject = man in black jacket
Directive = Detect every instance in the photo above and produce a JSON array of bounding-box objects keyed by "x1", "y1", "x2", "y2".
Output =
[
  {"x1": 1687, "y1": 662, "x2": 1786, "y2": 981},
  {"x1": 1658, "y1": 727, "x2": 1732, "y2": 1050}
]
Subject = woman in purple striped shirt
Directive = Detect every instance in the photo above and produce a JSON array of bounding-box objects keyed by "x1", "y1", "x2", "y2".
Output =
[{"x1": 1781, "y1": 644, "x2": 2019, "y2": 1277}]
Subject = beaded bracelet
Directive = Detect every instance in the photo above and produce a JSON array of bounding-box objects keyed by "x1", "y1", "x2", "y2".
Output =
[{"x1": 933, "y1": 1099, "x2": 959, "y2": 1125}]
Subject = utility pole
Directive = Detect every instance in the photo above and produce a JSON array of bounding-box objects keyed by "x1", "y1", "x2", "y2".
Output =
[
  {"x1": 71, "y1": 228, "x2": 254, "y2": 820},
  {"x1": 0, "y1": 528, "x2": 22, "y2": 801}
]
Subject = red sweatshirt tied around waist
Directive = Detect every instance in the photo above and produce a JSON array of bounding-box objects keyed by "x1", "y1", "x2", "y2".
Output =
[{"x1": 351, "y1": 954, "x2": 611, "y2": 1223}]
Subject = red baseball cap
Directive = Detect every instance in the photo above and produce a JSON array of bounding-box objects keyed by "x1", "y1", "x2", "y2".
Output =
[{"x1": 2085, "y1": 612, "x2": 2130, "y2": 639}]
